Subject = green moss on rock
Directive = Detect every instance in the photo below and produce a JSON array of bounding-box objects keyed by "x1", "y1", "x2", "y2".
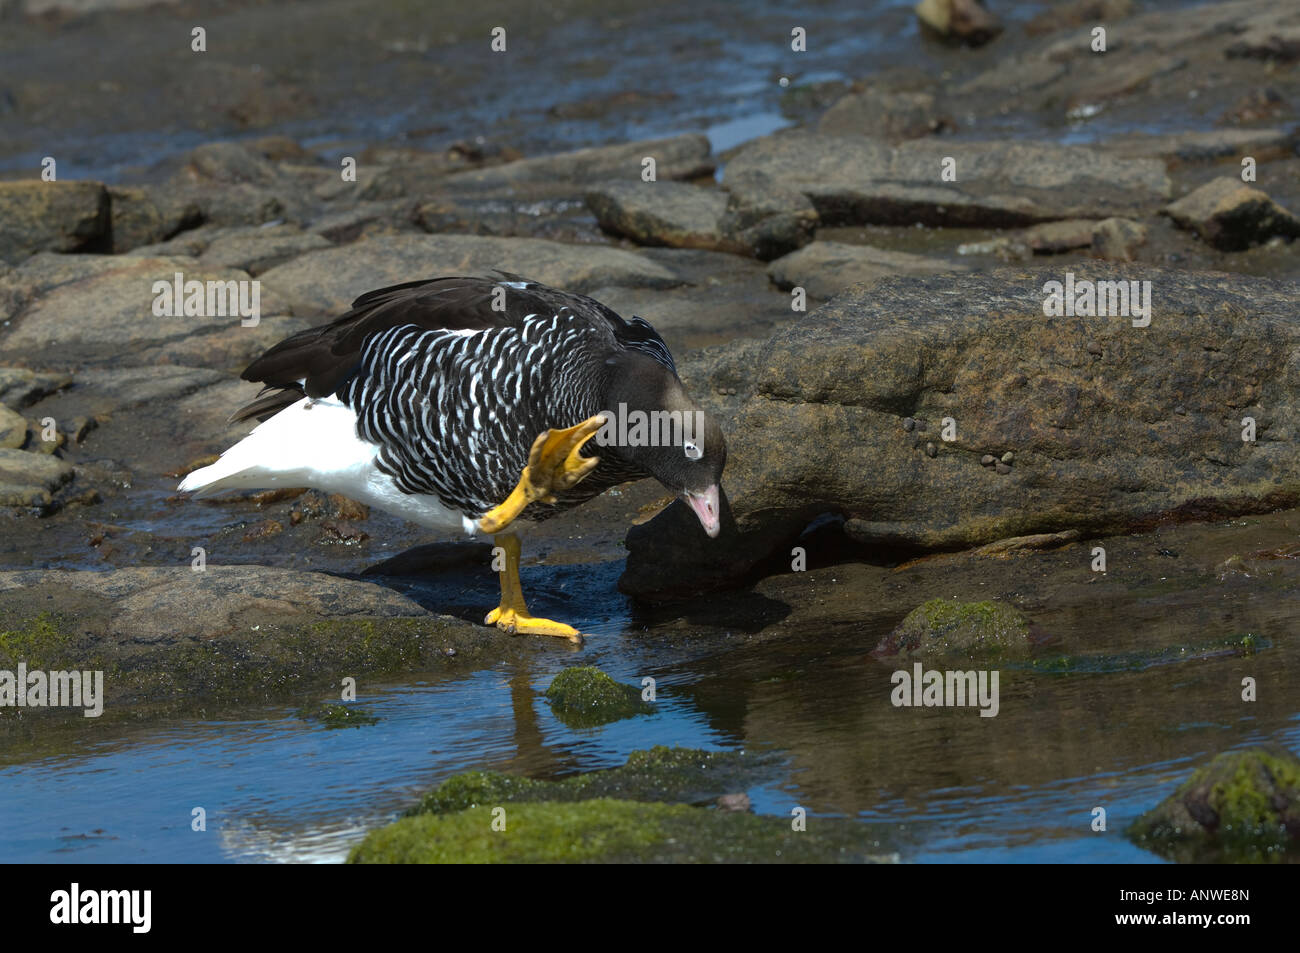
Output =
[
  {"x1": 873, "y1": 598, "x2": 1030, "y2": 659},
  {"x1": 0, "y1": 613, "x2": 74, "y2": 669},
  {"x1": 1127, "y1": 748, "x2": 1300, "y2": 862},
  {"x1": 350, "y1": 798, "x2": 899, "y2": 864},
  {"x1": 408, "y1": 746, "x2": 775, "y2": 816},
  {"x1": 544, "y1": 665, "x2": 652, "y2": 727}
]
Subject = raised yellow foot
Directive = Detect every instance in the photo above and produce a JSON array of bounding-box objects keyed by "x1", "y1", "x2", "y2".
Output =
[
  {"x1": 477, "y1": 414, "x2": 604, "y2": 535},
  {"x1": 485, "y1": 532, "x2": 583, "y2": 644}
]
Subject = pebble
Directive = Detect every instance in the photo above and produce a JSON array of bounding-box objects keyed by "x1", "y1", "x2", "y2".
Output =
[
  {"x1": 903, "y1": 417, "x2": 916, "y2": 432},
  {"x1": 1001, "y1": 451, "x2": 1014, "y2": 464},
  {"x1": 1087, "y1": 341, "x2": 1103, "y2": 356},
  {"x1": 925, "y1": 442, "x2": 937, "y2": 458},
  {"x1": 981, "y1": 454, "x2": 995, "y2": 466},
  {"x1": 995, "y1": 462, "x2": 1012, "y2": 474}
]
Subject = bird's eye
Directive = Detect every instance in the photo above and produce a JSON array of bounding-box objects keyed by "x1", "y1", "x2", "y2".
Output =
[{"x1": 684, "y1": 441, "x2": 702, "y2": 460}]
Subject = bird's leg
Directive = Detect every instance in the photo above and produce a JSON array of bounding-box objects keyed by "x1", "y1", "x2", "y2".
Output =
[
  {"x1": 485, "y1": 532, "x2": 583, "y2": 643},
  {"x1": 476, "y1": 414, "x2": 604, "y2": 535}
]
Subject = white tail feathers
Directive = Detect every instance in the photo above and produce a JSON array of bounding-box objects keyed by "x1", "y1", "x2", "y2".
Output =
[{"x1": 177, "y1": 396, "x2": 376, "y2": 498}]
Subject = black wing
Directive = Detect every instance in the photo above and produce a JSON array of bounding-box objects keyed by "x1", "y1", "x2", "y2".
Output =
[{"x1": 232, "y1": 274, "x2": 674, "y2": 423}]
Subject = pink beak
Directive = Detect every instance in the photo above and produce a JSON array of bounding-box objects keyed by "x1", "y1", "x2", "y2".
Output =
[{"x1": 683, "y1": 485, "x2": 721, "y2": 538}]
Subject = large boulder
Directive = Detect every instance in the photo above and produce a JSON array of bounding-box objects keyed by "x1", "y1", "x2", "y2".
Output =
[{"x1": 622, "y1": 265, "x2": 1300, "y2": 595}]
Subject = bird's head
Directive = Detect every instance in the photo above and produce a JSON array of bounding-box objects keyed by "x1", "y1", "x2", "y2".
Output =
[{"x1": 600, "y1": 356, "x2": 727, "y2": 538}]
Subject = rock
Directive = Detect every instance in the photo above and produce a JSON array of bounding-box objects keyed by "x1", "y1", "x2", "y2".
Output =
[
  {"x1": 872, "y1": 599, "x2": 1031, "y2": 658},
  {"x1": 259, "y1": 234, "x2": 679, "y2": 317},
  {"x1": 0, "y1": 566, "x2": 511, "y2": 706},
  {"x1": 0, "y1": 404, "x2": 27, "y2": 448},
  {"x1": 136, "y1": 315, "x2": 313, "y2": 371},
  {"x1": 1019, "y1": 219, "x2": 1098, "y2": 254},
  {"x1": 0, "y1": 255, "x2": 290, "y2": 364},
  {"x1": 915, "y1": 0, "x2": 1003, "y2": 47},
  {"x1": 1025, "y1": 0, "x2": 1134, "y2": 37},
  {"x1": 1102, "y1": 128, "x2": 1299, "y2": 163},
  {"x1": 544, "y1": 666, "x2": 653, "y2": 727},
  {"x1": 1091, "y1": 217, "x2": 1148, "y2": 261},
  {"x1": 349, "y1": 746, "x2": 895, "y2": 863},
  {"x1": 1163, "y1": 177, "x2": 1300, "y2": 250},
  {"x1": 0, "y1": 367, "x2": 71, "y2": 408},
  {"x1": 586, "y1": 181, "x2": 730, "y2": 250},
  {"x1": 177, "y1": 141, "x2": 283, "y2": 187},
  {"x1": 1224, "y1": 19, "x2": 1300, "y2": 62},
  {"x1": 72, "y1": 366, "x2": 225, "y2": 412},
  {"x1": 0, "y1": 447, "x2": 74, "y2": 508},
  {"x1": 308, "y1": 201, "x2": 422, "y2": 243},
  {"x1": 818, "y1": 90, "x2": 945, "y2": 140},
  {"x1": 440, "y1": 134, "x2": 715, "y2": 196},
  {"x1": 415, "y1": 194, "x2": 603, "y2": 244},
  {"x1": 1127, "y1": 748, "x2": 1300, "y2": 862},
  {"x1": 725, "y1": 134, "x2": 1170, "y2": 227},
  {"x1": 0, "y1": 181, "x2": 110, "y2": 263},
  {"x1": 198, "y1": 224, "x2": 333, "y2": 275},
  {"x1": 767, "y1": 241, "x2": 965, "y2": 299},
  {"x1": 621, "y1": 265, "x2": 1300, "y2": 595},
  {"x1": 108, "y1": 186, "x2": 202, "y2": 253},
  {"x1": 718, "y1": 179, "x2": 819, "y2": 260}
]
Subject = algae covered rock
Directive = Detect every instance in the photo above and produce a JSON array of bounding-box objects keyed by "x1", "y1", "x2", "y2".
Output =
[
  {"x1": 1127, "y1": 748, "x2": 1300, "y2": 862},
  {"x1": 544, "y1": 665, "x2": 652, "y2": 727},
  {"x1": 873, "y1": 598, "x2": 1030, "y2": 659},
  {"x1": 349, "y1": 798, "x2": 898, "y2": 864},
  {"x1": 297, "y1": 702, "x2": 380, "y2": 729}
]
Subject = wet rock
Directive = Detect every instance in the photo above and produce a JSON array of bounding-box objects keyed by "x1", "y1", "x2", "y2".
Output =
[
  {"x1": 1163, "y1": 177, "x2": 1300, "y2": 250},
  {"x1": 818, "y1": 90, "x2": 945, "y2": 141},
  {"x1": 0, "y1": 566, "x2": 506, "y2": 706},
  {"x1": 622, "y1": 265, "x2": 1300, "y2": 594},
  {"x1": 0, "y1": 367, "x2": 70, "y2": 408},
  {"x1": 297, "y1": 702, "x2": 380, "y2": 729},
  {"x1": 915, "y1": 0, "x2": 1003, "y2": 47},
  {"x1": 0, "y1": 403, "x2": 27, "y2": 448},
  {"x1": 544, "y1": 665, "x2": 653, "y2": 727},
  {"x1": 61, "y1": 366, "x2": 224, "y2": 412},
  {"x1": 1224, "y1": 18, "x2": 1300, "y2": 62},
  {"x1": 178, "y1": 141, "x2": 283, "y2": 187},
  {"x1": 0, "y1": 181, "x2": 110, "y2": 263},
  {"x1": 716, "y1": 793, "x2": 752, "y2": 813},
  {"x1": 1020, "y1": 219, "x2": 1098, "y2": 253},
  {"x1": 0, "y1": 254, "x2": 291, "y2": 364},
  {"x1": 725, "y1": 134, "x2": 1170, "y2": 227},
  {"x1": 259, "y1": 234, "x2": 679, "y2": 317},
  {"x1": 1127, "y1": 748, "x2": 1300, "y2": 862},
  {"x1": 197, "y1": 224, "x2": 333, "y2": 275},
  {"x1": 440, "y1": 134, "x2": 715, "y2": 195},
  {"x1": 586, "y1": 181, "x2": 729, "y2": 250},
  {"x1": 1219, "y1": 88, "x2": 1290, "y2": 125},
  {"x1": 0, "y1": 447, "x2": 74, "y2": 508},
  {"x1": 767, "y1": 241, "x2": 965, "y2": 299},
  {"x1": 872, "y1": 599, "x2": 1031, "y2": 659}
]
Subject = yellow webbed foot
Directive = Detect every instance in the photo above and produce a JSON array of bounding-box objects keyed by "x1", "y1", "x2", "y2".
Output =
[
  {"x1": 478, "y1": 414, "x2": 605, "y2": 534},
  {"x1": 485, "y1": 605, "x2": 583, "y2": 644}
]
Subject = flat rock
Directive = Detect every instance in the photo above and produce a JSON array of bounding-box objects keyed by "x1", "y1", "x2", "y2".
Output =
[
  {"x1": 586, "y1": 181, "x2": 730, "y2": 249},
  {"x1": 0, "y1": 403, "x2": 27, "y2": 448},
  {"x1": 0, "y1": 447, "x2": 74, "y2": 507},
  {"x1": 622, "y1": 265, "x2": 1300, "y2": 595},
  {"x1": 817, "y1": 90, "x2": 944, "y2": 140},
  {"x1": 1101, "y1": 128, "x2": 1299, "y2": 163},
  {"x1": 767, "y1": 241, "x2": 966, "y2": 299},
  {"x1": 441, "y1": 134, "x2": 715, "y2": 195},
  {"x1": 259, "y1": 233, "x2": 680, "y2": 317},
  {"x1": 108, "y1": 185, "x2": 202, "y2": 253},
  {"x1": 0, "y1": 255, "x2": 291, "y2": 363},
  {"x1": 198, "y1": 224, "x2": 333, "y2": 275},
  {"x1": 1163, "y1": 176, "x2": 1300, "y2": 250},
  {"x1": 724, "y1": 134, "x2": 1171, "y2": 227},
  {"x1": 0, "y1": 181, "x2": 110, "y2": 264}
]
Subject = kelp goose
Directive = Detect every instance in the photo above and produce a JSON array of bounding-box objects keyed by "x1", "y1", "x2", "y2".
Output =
[{"x1": 179, "y1": 275, "x2": 726, "y2": 643}]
